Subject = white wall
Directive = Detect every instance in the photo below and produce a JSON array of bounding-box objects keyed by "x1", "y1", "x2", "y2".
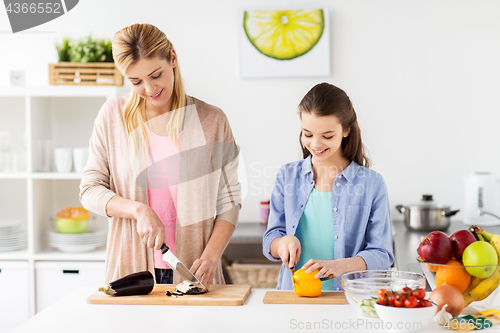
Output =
[{"x1": 2, "y1": 0, "x2": 500, "y2": 223}]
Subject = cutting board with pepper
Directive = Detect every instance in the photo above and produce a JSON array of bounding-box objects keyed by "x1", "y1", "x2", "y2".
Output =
[
  {"x1": 262, "y1": 291, "x2": 345, "y2": 304},
  {"x1": 87, "y1": 284, "x2": 252, "y2": 306}
]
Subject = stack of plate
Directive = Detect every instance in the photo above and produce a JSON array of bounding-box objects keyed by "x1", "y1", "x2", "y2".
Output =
[
  {"x1": 48, "y1": 229, "x2": 106, "y2": 253},
  {"x1": 0, "y1": 220, "x2": 27, "y2": 252}
]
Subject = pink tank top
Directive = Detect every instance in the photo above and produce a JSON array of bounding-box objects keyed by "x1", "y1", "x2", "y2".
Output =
[{"x1": 145, "y1": 130, "x2": 182, "y2": 269}]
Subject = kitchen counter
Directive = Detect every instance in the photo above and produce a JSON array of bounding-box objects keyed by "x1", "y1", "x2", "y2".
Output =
[
  {"x1": 12, "y1": 287, "x2": 448, "y2": 333},
  {"x1": 14, "y1": 221, "x2": 500, "y2": 333}
]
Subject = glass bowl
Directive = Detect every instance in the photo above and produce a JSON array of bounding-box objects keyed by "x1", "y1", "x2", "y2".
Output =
[
  {"x1": 417, "y1": 258, "x2": 500, "y2": 310},
  {"x1": 341, "y1": 270, "x2": 426, "y2": 318}
]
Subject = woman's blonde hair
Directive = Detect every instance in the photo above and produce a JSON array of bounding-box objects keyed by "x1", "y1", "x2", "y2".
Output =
[{"x1": 112, "y1": 23, "x2": 186, "y2": 151}]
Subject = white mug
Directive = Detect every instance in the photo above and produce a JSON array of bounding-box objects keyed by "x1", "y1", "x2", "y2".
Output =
[
  {"x1": 54, "y1": 148, "x2": 73, "y2": 173},
  {"x1": 73, "y1": 147, "x2": 89, "y2": 174}
]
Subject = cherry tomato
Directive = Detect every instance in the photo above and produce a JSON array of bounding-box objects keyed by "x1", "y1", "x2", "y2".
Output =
[
  {"x1": 411, "y1": 288, "x2": 426, "y2": 300},
  {"x1": 419, "y1": 299, "x2": 433, "y2": 308},
  {"x1": 377, "y1": 294, "x2": 388, "y2": 305},
  {"x1": 394, "y1": 294, "x2": 405, "y2": 307},
  {"x1": 401, "y1": 286, "x2": 413, "y2": 294},
  {"x1": 404, "y1": 296, "x2": 419, "y2": 308},
  {"x1": 388, "y1": 293, "x2": 396, "y2": 305},
  {"x1": 378, "y1": 289, "x2": 387, "y2": 298}
]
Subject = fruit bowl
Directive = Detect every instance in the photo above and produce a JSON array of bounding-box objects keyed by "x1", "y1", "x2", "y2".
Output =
[
  {"x1": 55, "y1": 207, "x2": 89, "y2": 234},
  {"x1": 341, "y1": 270, "x2": 426, "y2": 318},
  {"x1": 417, "y1": 258, "x2": 500, "y2": 309},
  {"x1": 374, "y1": 302, "x2": 438, "y2": 332}
]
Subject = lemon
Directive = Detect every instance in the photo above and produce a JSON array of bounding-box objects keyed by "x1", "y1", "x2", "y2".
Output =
[{"x1": 243, "y1": 9, "x2": 325, "y2": 60}]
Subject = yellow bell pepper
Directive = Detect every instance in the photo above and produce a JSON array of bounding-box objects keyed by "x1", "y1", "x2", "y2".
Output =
[{"x1": 292, "y1": 268, "x2": 332, "y2": 297}]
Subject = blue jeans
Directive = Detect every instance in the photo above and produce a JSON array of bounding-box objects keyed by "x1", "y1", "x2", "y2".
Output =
[{"x1": 155, "y1": 268, "x2": 173, "y2": 284}]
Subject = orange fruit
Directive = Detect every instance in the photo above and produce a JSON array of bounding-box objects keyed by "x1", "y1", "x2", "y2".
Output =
[
  {"x1": 435, "y1": 259, "x2": 472, "y2": 293},
  {"x1": 427, "y1": 264, "x2": 439, "y2": 272},
  {"x1": 419, "y1": 256, "x2": 439, "y2": 272}
]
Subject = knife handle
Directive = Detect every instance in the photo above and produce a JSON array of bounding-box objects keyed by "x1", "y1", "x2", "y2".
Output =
[{"x1": 160, "y1": 243, "x2": 170, "y2": 254}]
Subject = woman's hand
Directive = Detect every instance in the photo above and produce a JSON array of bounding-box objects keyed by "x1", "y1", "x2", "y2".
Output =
[
  {"x1": 105, "y1": 197, "x2": 165, "y2": 250},
  {"x1": 275, "y1": 235, "x2": 301, "y2": 269},
  {"x1": 134, "y1": 204, "x2": 165, "y2": 250},
  {"x1": 301, "y1": 257, "x2": 367, "y2": 279},
  {"x1": 190, "y1": 259, "x2": 216, "y2": 290}
]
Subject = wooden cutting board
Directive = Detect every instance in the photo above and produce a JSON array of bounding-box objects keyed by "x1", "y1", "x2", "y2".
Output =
[
  {"x1": 263, "y1": 291, "x2": 345, "y2": 304},
  {"x1": 87, "y1": 284, "x2": 251, "y2": 306}
]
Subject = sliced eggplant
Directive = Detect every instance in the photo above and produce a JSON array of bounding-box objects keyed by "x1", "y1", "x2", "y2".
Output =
[
  {"x1": 174, "y1": 280, "x2": 207, "y2": 295},
  {"x1": 99, "y1": 271, "x2": 154, "y2": 296}
]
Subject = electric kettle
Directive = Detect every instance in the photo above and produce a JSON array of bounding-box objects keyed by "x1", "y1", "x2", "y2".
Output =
[{"x1": 464, "y1": 172, "x2": 500, "y2": 226}]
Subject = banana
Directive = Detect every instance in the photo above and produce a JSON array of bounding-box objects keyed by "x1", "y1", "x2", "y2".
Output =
[
  {"x1": 462, "y1": 276, "x2": 483, "y2": 307},
  {"x1": 470, "y1": 266, "x2": 500, "y2": 299},
  {"x1": 469, "y1": 225, "x2": 482, "y2": 240},
  {"x1": 479, "y1": 228, "x2": 500, "y2": 256},
  {"x1": 468, "y1": 225, "x2": 500, "y2": 300}
]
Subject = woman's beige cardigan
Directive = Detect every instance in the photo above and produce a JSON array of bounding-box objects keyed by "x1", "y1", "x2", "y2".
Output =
[{"x1": 80, "y1": 95, "x2": 241, "y2": 284}]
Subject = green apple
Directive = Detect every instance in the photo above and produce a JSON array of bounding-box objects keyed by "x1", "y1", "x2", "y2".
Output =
[{"x1": 462, "y1": 241, "x2": 498, "y2": 278}]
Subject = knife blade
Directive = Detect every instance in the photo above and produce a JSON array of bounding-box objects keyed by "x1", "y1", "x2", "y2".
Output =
[{"x1": 160, "y1": 244, "x2": 206, "y2": 290}]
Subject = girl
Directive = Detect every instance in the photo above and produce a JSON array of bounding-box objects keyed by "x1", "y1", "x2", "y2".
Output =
[
  {"x1": 80, "y1": 24, "x2": 241, "y2": 289},
  {"x1": 263, "y1": 82, "x2": 393, "y2": 291}
]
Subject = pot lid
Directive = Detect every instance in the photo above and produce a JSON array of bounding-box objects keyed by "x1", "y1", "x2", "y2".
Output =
[{"x1": 408, "y1": 195, "x2": 450, "y2": 209}]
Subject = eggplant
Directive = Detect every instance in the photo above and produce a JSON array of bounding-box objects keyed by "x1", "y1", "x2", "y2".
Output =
[
  {"x1": 99, "y1": 271, "x2": 154, "y2": 296},
  {"x1": 174, "y1": 280, "x2": 207, "y2": 295}
]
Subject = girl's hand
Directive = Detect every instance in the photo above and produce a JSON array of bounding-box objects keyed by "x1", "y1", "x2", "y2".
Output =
[
  {"x1": 135, "y1": 205, "x2": 165, "y2": 250},
  {"x1": 190, "y1": 259, "x2": 216, "y2": 291},
  {"x1": 302, "y1": 259, "x2": 337, "y2": 279},
  {"x1": 302, "y1": 257, "x2": 367, "y2": 279},
  {"x1": 277, "y1": 235, "x2": 301, "y2": 269}
]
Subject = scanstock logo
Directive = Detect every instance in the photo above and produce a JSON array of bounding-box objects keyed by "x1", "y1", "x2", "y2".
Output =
[{"x1": 3, "y1": 0, "x2": 79, "y2": 33}]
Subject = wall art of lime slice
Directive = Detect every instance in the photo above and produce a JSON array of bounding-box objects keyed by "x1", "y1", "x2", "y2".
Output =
[{"x1": 243, "y1": 9, "x2": 325, "y2": 61}]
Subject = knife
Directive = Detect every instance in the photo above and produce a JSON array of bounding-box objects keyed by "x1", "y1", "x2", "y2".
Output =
[{"x1": 160, "y1": 243, "x2": 206, "y2": 290}]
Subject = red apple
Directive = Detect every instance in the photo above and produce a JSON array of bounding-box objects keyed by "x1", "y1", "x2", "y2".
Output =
[
  {"x1": 417, "y1": 231, "x2": 452, "y2": 264},
  {"x1": 449, "y1": 229, "x2": 477, "y2": 260}
]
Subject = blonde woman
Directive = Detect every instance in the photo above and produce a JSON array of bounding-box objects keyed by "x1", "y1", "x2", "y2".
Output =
[{"x1": 80, "y1": 23, "x2": 241, "y2": 289}]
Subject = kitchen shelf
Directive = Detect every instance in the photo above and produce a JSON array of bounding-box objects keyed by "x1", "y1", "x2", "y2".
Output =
[
  {"x1": 0, "y1": 173, "x2": 29, "y2": 179},
  {"x1": 31, "y1": 172, "x2": 83, "y2": 180},
  {"x1": 0, "y1": 86, "x2": 122, "y2": 326},
  {"x1": 0, "y1": 249, "x2": 30, "y2": 260},
  {"x1": 0, "y1": 85, "x2": 126, "y2": 97},
  {"x1": 34, "y1": 248, "x2": 106, "y2": 261}
]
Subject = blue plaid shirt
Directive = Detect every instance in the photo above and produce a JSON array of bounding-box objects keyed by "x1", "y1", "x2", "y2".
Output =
[{"x1": 263, "y1": 156, "x2": 394, "y2": 290}]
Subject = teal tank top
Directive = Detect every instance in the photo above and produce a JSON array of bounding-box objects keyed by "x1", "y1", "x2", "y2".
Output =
[{"x1": 296, "y1": 188, "x2": 335, "y2": 291}]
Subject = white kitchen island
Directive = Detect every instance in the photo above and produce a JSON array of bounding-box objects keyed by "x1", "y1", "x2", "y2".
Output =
[{"x1": 11, "y1": 288, "x2": 451, "y2": 333}]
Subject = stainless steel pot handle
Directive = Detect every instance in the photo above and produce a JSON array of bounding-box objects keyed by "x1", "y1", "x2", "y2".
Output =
[
  {"x1": 442, "y1": 209, "x2": 460, "y2": 217},
  {"x1": 395, "y1": 205, "x2": 405, "y2": 214}
]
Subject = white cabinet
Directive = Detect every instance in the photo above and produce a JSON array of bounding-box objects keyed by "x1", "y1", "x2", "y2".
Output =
[
  {"x1": 35, "y1": 261, "x2": 105, "y2": 312},
  {"x1": 0, "y1": 261, "x2": 30, "y2": 333},
  {"x1": 0, "y1": 86, "x2": 127, "y2": 319}
]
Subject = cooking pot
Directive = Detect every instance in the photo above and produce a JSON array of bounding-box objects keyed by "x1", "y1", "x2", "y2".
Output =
[{"x1": 396, "y1": 195, "x2": 459, "y2": 231}]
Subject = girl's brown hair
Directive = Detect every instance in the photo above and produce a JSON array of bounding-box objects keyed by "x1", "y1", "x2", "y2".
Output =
[
  {"x1": 298, "y1": 82, "x2": 370, "y2": 168},
  {"x1": 112, "y1": 23, "x2": 186, "y2": 151}
]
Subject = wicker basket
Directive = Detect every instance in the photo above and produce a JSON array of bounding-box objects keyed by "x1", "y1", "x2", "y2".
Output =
[
  {"x1": 226, "y1": 259, "x2": 281, "y2": 289},
  {"x1": 49, "y1": 62, "x2": 123, "y2": 86}
]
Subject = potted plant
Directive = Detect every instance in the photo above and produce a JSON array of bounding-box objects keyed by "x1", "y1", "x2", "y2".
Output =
[{"x1": 49, "y1": 35, "x2": 122, "y2": 86}]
